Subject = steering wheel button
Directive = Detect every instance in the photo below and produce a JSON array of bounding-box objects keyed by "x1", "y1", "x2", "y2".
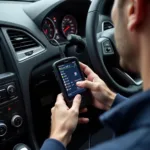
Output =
[
  {"x1": 104, "y1": 46, "x2": 113, "y2": 53},
  {"x1": 103, "y1": 41, "x2": 111, "y2": 47},
  {"x1": 106, "y1": 47, "x2": 111, "y2": 52}
]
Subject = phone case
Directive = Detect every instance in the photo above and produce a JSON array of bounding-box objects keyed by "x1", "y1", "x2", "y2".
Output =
[{"x1": 53, "y1": 57, "x2": 91, "y2": 108}]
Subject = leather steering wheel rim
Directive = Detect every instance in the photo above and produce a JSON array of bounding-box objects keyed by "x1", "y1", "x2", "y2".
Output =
[{"x1": 86, "y1": 0, "x2": 142, "y2": 96}]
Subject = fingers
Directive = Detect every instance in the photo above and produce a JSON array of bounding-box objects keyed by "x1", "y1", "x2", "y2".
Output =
[
  {"x1": 79, "y1": 62, "x2": 98, "y2": 78},
  {"x1": 51, "y1": 107, "x2": 54, "y2": 113},
  {"x1": 80, "y1": 108, "x2": 88, "y2": 113},
  {"x1": 55, "y1": 94, "x2": 69, "y2": 110},
  {"x1": 78, "y1": 118, "x2": 89, "y2": 124},
  {"x1": 93, "y1": 100, "x2": 110, "y2": 110},
  {"x1": 76, "y1": 80, "x2": 100, "y2": 91},
  {"x1": 71, "y1": 94, "x2": 81, "y2": 114},
  {"x1": 55, "y1": 93, "x2": 66, "y2": 105}
]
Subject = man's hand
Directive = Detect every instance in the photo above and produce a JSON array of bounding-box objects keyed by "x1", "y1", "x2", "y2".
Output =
[
  {"x1": 76, "y1": 63, "x2": 116, "y2": 110},
  {"x1": 50, "y1": 94, "x2": 89, "y2": 147}
]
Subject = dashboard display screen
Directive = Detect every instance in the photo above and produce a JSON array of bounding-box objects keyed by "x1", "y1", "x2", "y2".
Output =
[{"x1": 58, "y1": 61, "x2": 86, "y2": 98}]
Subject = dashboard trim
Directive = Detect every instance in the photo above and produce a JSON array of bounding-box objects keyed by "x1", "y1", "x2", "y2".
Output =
[
  {"x1": 17, "y1": 46, "x2": 45, "y2": 62},
  {"x1": 1, "y1": 28, "x2": 46, "y2": 62}
]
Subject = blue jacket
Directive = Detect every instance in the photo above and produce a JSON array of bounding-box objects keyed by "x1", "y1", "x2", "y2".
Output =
[{"x1": 41, "y1": 90, "x2": 150, "y2": 150}]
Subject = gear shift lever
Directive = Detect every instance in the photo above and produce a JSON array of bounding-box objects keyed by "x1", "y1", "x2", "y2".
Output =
[{"x1": 13, "y1": 143, "x2": 31, "y2": 150}]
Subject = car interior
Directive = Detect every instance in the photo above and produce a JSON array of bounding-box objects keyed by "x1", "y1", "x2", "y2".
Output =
[{"x1": 0, "y1": 0, "x2": 143, "y2": 149}]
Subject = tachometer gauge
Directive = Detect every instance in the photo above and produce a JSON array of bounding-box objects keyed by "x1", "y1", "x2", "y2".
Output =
[
  {"x1": 42, "y1": 18, "x2": 56, "y2": 40},
  {"x1": 61, "y1": 15, "x2": 77, "y2": 37}
]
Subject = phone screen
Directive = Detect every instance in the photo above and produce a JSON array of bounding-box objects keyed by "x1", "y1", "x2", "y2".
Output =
[{"x1": 58, "y1": 61, "x2": 86, "y2": 99}]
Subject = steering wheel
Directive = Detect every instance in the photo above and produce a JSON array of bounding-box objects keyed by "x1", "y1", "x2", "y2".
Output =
[{"x1": 86, "y1": 0, "x2": 142, "y2": 96}]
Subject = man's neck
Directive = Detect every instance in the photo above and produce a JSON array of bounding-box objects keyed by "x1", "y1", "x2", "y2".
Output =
[
  {"x1": 141, "y1": 62, "x2": 150, "y2": 91},
  {"x1": 140, "y1": 34, "x2": 150, "y2": 91}
]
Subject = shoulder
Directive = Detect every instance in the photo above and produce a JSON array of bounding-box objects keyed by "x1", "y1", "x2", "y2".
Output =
[{"x1": 91, "y1": 127, "x2": 150, "y2": 150}]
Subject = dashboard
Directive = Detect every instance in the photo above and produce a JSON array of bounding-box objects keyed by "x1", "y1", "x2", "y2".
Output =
[
  {"x1": 0, "y1": 0, "x2": 113, "y2": 150},
  {"x1": 0, "y1": 0, "x2": 92, "y2": 149},
  {"x1": 41, "y1": 2, "x2": 89, "y2": 44}
]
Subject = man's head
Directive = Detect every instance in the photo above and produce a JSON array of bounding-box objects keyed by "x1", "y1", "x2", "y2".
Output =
[{"x1": 111, "y1": 0, "x2": 150, "y2": 73}]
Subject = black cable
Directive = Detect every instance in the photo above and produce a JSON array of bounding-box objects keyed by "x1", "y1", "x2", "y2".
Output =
[{"x1": 51, "y1": 39, "x2": 66, "y2": 58}]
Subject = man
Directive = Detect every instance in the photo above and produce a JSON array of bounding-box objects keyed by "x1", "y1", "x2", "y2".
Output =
[{"x1": 41, "y1": 0, "x2": 150, "y2": 149}]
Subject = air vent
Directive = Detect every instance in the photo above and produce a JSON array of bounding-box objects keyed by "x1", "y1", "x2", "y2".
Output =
[
  {"x1": 102, "y1": 22, "x2": 114, "y2": 31},
  {"x1": 3, "y1": 28, "x2": 45, "y2": 61},
  {"x1": 7, "y1": 30, "x2": 39, "y2": 52}
]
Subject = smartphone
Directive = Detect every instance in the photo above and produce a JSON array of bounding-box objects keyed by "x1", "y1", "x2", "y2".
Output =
[{"x1": 53, "y1": 57, "x2": 91, "y2": 107}]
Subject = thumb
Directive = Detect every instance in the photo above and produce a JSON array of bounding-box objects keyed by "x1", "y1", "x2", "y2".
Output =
[
  {"x1": 76, "y1": 80, "x2": 100, "y2": 91},
  {"x1": 55, "y1": 93, "x2": 66, "y2": 105},
  {"x1": 71, "y1": 94, "x2": 81, "y2": 112}
]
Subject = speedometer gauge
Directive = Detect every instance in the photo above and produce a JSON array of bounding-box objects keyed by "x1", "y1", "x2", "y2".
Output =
[
  {"x1": 61, "y1": 15, "x2": 77, "y2": 37},
  {"x1": 42, "y1": 18, "x2": 56, "y2": 40}
]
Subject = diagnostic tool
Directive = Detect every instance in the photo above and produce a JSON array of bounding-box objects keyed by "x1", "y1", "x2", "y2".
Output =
[{"x1": 53, "y1": 57, "x2": 91, "y2": 107}]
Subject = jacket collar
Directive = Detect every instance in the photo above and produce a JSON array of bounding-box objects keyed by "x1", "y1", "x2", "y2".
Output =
[{"x1": 100, "y1": 90, "x2": 150, "y2": 135}]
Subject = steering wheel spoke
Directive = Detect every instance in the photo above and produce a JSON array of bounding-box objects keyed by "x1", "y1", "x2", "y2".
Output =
[{"x1": 112, "y1": 68, "x2": 143, "y2": 86}]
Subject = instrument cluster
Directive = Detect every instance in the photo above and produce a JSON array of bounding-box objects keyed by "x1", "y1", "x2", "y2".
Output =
[{"x1": 42, "y1": 13, "x2": 78, "y2": 44}]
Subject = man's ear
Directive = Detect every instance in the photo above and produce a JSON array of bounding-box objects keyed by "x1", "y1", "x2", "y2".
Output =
[{"x1": 127, "y1": 0, "x2": 147, "y2": 31}]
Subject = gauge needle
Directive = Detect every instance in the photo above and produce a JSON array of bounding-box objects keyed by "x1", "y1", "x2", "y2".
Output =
[
  {"x1": 64, "y1": 26, "x2": 70, "y2": 32},
  {"x1": 44, "y1": 29, "x2": 48, "y2": 34}
]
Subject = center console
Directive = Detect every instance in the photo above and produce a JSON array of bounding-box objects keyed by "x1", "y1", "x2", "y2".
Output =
[
  {"x1": 0, "y1": 29, "x2": 30, "y2": 149},
  {"x1": 0, "y1": 73, "x2": 26, "y2": 149}
]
